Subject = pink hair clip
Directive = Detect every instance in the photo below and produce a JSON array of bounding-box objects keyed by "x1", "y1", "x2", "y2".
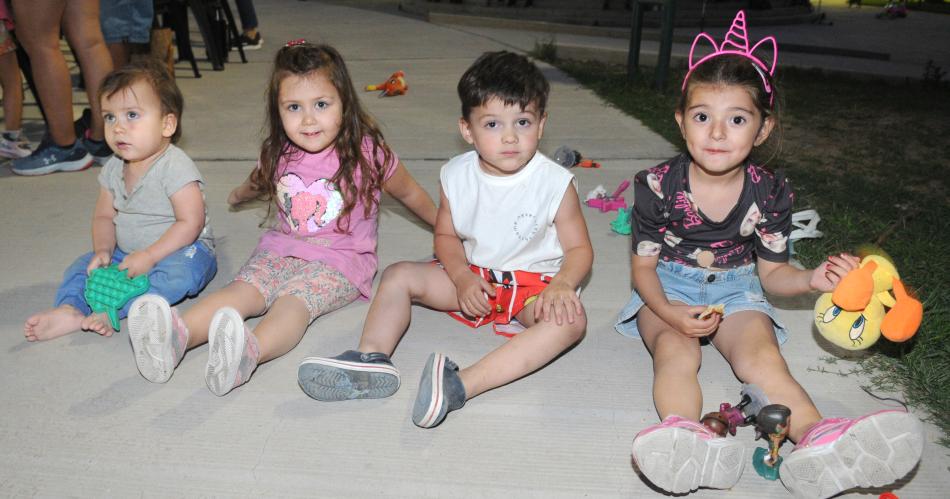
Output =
[
  {"x1": 285, "y1": 38, "x2": 307, "y2": 47},
  {"x1": 682, "y1": 10, "x2": 778, "y2": 105}
]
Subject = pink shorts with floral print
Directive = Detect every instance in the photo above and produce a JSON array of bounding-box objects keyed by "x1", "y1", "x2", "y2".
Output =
[{"x1": 234, "y1": 250, "x2": 360, "y2": 322}]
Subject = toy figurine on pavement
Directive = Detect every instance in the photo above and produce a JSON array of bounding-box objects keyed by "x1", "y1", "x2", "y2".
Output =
[
  {"x1": 700, "y1": 385, "x2": 790, "y2": 481},
  {"x1": 751, "y1": 404, "x2": 791, "y2": 481},
  {"x1": 366, "y1": 70, "x2": 408, "y2": 96}
]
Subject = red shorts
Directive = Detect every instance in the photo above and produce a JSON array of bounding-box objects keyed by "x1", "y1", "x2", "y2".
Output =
[{"x1": 443, "y1": 263, "x2": 552, "y2": 338}]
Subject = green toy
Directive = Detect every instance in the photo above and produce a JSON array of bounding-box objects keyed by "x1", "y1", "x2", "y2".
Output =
[
  {"x1": 84, "y1": 264, "x2": 150, "y2": 330},
  {"x1": 610, "y1": 207, "x2": 632, "y2": 235}
]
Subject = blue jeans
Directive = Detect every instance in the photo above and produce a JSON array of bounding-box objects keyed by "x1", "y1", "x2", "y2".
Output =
[
  {"x1": 234, "y1": 0, "x2": 258, "y2": 31},
  {"x1": 54, "y1": 242, "x2": 217, "y2": 319},
  {"x1": 614, "y1": 259, "x2": 788, "y2": 344}
]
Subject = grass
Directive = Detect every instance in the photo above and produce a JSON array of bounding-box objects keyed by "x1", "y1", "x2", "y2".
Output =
[{"x1": 536, "y1": 50, "x2": 950, "y2": 445}]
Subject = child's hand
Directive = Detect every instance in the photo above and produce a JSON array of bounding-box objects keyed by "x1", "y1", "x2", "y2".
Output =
[
  {"x1": 454, "y1": 272, "x2": 495, "y2": 318},
  {"x1": 809, "y1": 253, "x2": 861, "y2": 292},
  {"x1": 86, "y1": 251, "x2": 112, "y2": 275},
  {"x1": 667, "y1": 304, "x2": 721, "y2": 338},
  {"x1": 119, "y1": 250, "x2": 156, "y2": 278},
  {"x1": 533, "y1": 281, "x2": 583, "y2": 326}
]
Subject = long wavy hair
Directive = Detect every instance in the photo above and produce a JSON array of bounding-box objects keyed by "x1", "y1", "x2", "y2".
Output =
[{"x1": 251, "y1": 42, "x2": 393, "y2": 233}]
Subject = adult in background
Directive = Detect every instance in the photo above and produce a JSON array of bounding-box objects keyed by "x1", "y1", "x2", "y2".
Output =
[{"x1": 11, "y1": 0, "x2": 113, "y2": 175}]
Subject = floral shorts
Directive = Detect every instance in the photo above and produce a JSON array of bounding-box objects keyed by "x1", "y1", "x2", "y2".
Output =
[
  {"x1": 0, "y1": 25, "x2": 16, "y2": 56},
  {"x1": 234, "y1": 250, "x2": 359, "y2": 322}
]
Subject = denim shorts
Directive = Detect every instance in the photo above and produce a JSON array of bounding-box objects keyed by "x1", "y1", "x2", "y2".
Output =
[
  {"x1": 99, "y1": 0, "x2": 153, "y2": 44},
  {"x1": 614, "y1": 259, "x2": 788, "y2": 344}
]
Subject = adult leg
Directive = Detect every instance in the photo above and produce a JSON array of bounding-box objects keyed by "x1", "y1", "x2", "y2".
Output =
[
  {"x1": 61, "y1": 0, "x2": 113, "y2": 141},
  {"x1": 638, "y1": 303, "x2": 703, "y2": 420},
  {"x1": 458, "y1": 302, "x2": 585, "y2": 399},
  {"x1": 0, "y1": 52, "x2": 24, "y2": 130},
  {"x1": 11, "y1": 0, "x2": 74, "y2": 146},
  {"x1": 711, "y1": 311, "x2": 820, "y2": 442},
  {"x1": 233, "y1": 0, "x2": 258, "y2": 36}
]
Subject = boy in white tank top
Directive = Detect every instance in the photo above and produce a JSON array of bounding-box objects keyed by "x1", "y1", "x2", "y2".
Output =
[{"x1": 297, "y1": 51, "x2": 593, "y2": 428}]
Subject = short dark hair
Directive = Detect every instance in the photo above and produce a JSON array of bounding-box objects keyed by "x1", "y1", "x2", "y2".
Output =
[
  {"x1": 457, "y1": 51, "x2": 550, "y2": 120},
  {"x1": 98, "y1": 59, "x2": 184, "y2": 143}
]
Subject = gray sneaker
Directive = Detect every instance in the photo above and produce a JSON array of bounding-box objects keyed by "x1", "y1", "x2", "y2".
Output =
[
  {"x1": 412, "y1": 353, "x2": 466, "y2": 428},
  {"x1": 11, "y1": 140, "x2": 92, "y2": 176},
  {"x1": 298, "y1": 350, "x2": 400, "y2": 401}
]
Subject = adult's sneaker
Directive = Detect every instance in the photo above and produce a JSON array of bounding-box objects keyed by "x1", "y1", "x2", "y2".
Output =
[
  {"x1": 298, "y1": 350, "x2": 400, "y2": 401},
  {"x1": 0, "y1": 132, "x2": 31, "y2": 159},
  {"x1": 233, "y1": 32, "x2": 262, "y2": 50},
  {"x1": 631, "y1": 415, "x2": 746, "y2": 493},
  {"x1": 780, "y1": 409, "x2": 923, "y2": 499},
  {"x1": 81, "y1": 136, "x2": 114, "y2": 165},
  {"x1": 11, "y1": 140, "x2": 93, "y2": 176}
]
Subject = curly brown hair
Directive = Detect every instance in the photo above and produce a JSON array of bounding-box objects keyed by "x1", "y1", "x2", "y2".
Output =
[{"x1": 251, "y1": 42, "x2": 393, "y2": 233}]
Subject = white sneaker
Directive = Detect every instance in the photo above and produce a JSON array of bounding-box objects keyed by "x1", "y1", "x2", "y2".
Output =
[
  {"x1": 0, "y1": 133, "x2": 31, "y2": 159},
  {"x1": 205, "y1": 307, "x2": 259, "y2": 396}
]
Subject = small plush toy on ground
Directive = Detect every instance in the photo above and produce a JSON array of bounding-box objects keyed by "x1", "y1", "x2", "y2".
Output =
[
  {"x1": 366, "y1": 71, "x2": 407, "y2": 96},
  {"x1": 814, "y1": 247, "x2": 922, "y2": 350},
  {"x1": 84, "y1": 265, "x2": 151, "y2": 330}
]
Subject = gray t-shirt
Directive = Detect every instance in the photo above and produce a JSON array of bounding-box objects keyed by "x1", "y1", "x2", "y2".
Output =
[{"x1": 98, "y1": 144, "x2": 215, "y2": 253}]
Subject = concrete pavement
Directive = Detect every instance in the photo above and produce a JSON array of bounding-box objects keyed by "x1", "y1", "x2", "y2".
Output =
[{"x1": 1, "y1": 1, "x2": 948, "y2": 497}]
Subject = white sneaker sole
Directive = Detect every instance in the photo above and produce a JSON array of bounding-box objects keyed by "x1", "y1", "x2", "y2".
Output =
[
  {"x1": 780, "y1": 411, "x2": 923, "y2": 499},
  {"x1": 632, "y1": 426, "x2": 746, "y2": 493},
  {"x1": 128, "y1": 295, "x2": 176, "y2": 383},
  {"x1": 206, "y1": 307, "x2": 245, "y2": 396}
]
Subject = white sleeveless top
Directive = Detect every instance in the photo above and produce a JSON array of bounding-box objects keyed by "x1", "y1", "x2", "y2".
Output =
[{"x1": 440, "y1": 150, "x2": 575, "y2": 274}]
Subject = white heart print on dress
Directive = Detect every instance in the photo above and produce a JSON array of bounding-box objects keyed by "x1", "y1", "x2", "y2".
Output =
[{"x1": 277, "y1": 173, "x2": 344, "y2": 232}]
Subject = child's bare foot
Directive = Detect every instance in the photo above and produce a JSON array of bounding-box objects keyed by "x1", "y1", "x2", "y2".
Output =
[
  {"x1": 24, "y1": 305, "x2": 85, "y2": 342},
  {"x1": 81, "y1": 312, "x2": 116, "y2": 337}
]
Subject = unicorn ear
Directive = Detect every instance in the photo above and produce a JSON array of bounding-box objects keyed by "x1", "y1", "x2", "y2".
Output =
[
  {"x1": 688, "y1": 33, "x2": 719, "y2": 71},
  {"x1": 750, "y1": 36, "x2": 778, "y2": 76}
]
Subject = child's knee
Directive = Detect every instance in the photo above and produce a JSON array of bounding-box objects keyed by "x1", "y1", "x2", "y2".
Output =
[
  {"x1": 564, "y1": 307, "x2": 588, "y2": 342},
  {"x1": 379, "y1": 261, "x2": 426, "y2": 293},
  {"x1": 730, "y1": 347, "x2": 788, "y2": 382}
]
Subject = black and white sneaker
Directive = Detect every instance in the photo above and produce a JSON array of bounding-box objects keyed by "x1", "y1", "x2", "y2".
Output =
[{"x1": 233, "y1": 32, "x2": 262, "y2": 51}]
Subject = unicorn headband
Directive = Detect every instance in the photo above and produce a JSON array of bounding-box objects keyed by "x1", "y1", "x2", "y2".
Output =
[{"x1": 682, "y1": 10, "x2": 778, "y2": 106}]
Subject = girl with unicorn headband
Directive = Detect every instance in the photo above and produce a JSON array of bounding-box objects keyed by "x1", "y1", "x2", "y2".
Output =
[{"x1": 615, "y1": 11, "x2": 923, "y2": 497}]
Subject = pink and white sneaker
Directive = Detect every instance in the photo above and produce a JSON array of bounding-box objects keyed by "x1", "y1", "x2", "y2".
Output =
[
  {"x1": 631, "y1": 415, "x2": 746, "y2": 493},
  {"x1": 780, "y1": 409, "x2": 923, "y2": 498},
  {"x1": 205, "y1": 307, "x2": 260, "y2": 396},
  {"x1": 128, "y1": 295, "x2": 190, "y2": 383}
]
